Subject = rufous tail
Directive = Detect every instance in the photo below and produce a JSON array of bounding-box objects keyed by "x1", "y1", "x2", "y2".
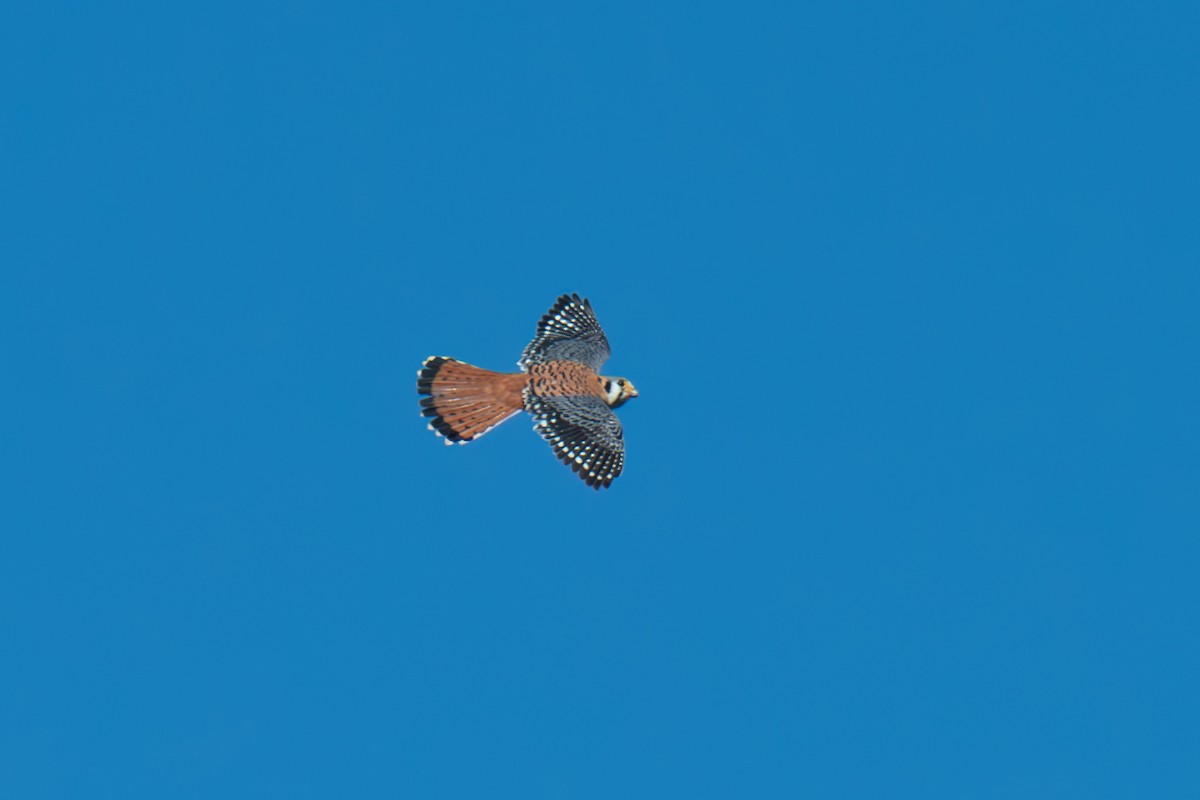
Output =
[{"x1": 416, "y1": 357, "x2": 526, "y2": 444}]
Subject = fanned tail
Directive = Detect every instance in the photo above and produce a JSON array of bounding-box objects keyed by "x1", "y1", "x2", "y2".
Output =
[{"x1": 416, "y1": 357, "x2": 525, "y2": 444}]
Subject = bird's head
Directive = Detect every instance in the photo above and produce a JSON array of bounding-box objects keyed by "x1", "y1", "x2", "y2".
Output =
[{"x1": 600, "y1": 376, "x2": 638, "y2": 408}]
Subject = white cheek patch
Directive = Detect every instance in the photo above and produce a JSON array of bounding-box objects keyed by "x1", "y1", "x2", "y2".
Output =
[{"x1": 601, "y1": 381, "x2": 621, "y2": 406}]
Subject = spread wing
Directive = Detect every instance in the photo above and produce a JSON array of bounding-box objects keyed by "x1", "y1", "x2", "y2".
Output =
[
  {"x1": 518, "y1": 293, "x2": 611, "y2": 373},
  {"x1": 527, "y1": 394, "x2": 624, "y2": 489}
]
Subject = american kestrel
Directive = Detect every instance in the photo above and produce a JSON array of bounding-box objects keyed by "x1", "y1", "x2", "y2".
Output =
[{"x1": 417, "y1": 293, "x2": 638, "y2": 489}]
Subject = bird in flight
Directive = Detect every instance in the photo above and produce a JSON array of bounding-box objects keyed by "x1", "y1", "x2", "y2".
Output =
[{"x1": 417, "y1": 293, "x2": 638, "y2": 489}]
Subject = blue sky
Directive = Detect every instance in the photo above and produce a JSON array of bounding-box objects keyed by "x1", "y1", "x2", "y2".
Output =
[{"x1": 3, "y1": 1, "x2": 1197, "y2": 797}]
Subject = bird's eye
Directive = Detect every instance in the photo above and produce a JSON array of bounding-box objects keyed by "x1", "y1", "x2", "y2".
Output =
[{"x1": 618, "y1": 380, "x2": 625, "y2": 386}]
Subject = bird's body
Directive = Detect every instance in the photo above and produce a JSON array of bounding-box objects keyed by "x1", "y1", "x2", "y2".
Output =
[{"x1": 417, "y1": 293, "x2": 637, "y2": 489}]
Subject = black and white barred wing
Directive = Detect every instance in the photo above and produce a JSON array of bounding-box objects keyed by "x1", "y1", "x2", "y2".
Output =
[
  {"x1": 518, "y1": 293, "x2": 611, "y2": 372},
  {"x1": 527, "y1": 394, "x2": 624, "y2": 489}
]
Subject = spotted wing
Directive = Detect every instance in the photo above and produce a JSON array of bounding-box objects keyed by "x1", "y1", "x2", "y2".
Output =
[
  {"x1": 527, "y1": 394, "x2": 625, "y2": 489},
  {"x1": 519, "y1": 293, "x2": 611, "y2": 373}
]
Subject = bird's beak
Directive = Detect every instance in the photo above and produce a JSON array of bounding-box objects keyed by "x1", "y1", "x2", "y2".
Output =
[{"x1": 626, "y1": 382, "x2": 639, "y2": 398}]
